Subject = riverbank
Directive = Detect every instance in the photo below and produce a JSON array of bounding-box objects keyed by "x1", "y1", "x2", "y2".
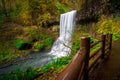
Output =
[
  {"x1": 0, "y1": 50, "x2": 53, "y2": 76},
  {"x1": 0, "y1": 23, "x2": 59, "y2": 65}
]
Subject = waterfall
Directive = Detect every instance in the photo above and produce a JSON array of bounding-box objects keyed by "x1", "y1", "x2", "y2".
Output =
[{"x1": 50, "y1": 10, "x2": 77, "y2": 58}]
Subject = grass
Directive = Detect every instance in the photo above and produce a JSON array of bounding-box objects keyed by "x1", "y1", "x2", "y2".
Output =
[
  {"x1": 35, "y1": 53, "x2": 74, "y2": 80},
  {"x1": 42, "y1": 55, "x2": 72, "y2": 72}
]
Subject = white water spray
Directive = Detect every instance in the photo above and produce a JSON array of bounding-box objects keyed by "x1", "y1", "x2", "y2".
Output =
[{"x1": 50, "y1": 10, "x2": 77, "y2": 58}]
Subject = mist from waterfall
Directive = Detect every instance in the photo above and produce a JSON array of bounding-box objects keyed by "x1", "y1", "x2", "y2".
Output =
[{"x1": 50, "y1": 10, "x2": 77, "y2": 58}]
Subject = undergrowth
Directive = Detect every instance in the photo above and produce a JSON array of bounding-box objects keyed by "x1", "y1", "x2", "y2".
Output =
[
  {"x1": 96, "y1": 15, "x2": 120, "y2": 41},
  {"x1": 0, "y1": 25, "x2": 56, "y2": 63}
]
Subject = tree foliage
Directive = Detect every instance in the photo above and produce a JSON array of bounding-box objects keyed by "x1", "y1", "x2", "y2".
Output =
[
  {"x1": 97, "y1": 15, "x2": 120, "y2": 41},
  {"x1": 0, "y1": 0, "x2": 17, "y2": 22},
  {"x1": 2, "y1": 0, "x2": 117, "y2": 27},
  {"x1": 0, "y1": 0, "x2": 88, "y2": 26}
]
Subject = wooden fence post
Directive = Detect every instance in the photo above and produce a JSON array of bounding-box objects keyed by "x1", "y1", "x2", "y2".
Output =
[
  {"x1": 101, "y1": 35, "x2": 106, "y2": 59},
  {"x1": 108, "y1": 34, "x2": 113, "y2": 56},
  {"x1": 80, "y1": 37, "x2": 90, "y2": 80},
  {"x1": 109, "y1": 34, "x2": 113, "y2": 50}
]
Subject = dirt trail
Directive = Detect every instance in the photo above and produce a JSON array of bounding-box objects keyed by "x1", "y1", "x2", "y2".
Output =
[{"x1": 89, "y1": 42, "x2": 120, "y2": 80}]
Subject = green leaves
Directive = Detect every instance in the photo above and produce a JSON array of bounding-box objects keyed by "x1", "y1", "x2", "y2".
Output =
[
  {"x1": 56, "y1": 1, "x2": 70, "y2": 14},
  {"x1": 98, "y1": 19, "x2": 115, "y2": 34},
  {"x1": 44, "y1": 38, "x2": 53, "y2": 50},
  {"x1": 97, "y1": 16, "x2": 120, "y2": 41},
  {"x1": 12, "y1": 39, "x2": 31, "y2": 50},
  {"x1": 45, "y1": 38, "x2": 53, "y2": 46},
  {"x1": 36, "y1": 44, "x2": 45, "y2": 50},
  {"x1": 72, "y1": 40, "x2": 80, "y2": 53},
  {"x1": 15, "y1": 39, "x2": 24, "y2": 49}
]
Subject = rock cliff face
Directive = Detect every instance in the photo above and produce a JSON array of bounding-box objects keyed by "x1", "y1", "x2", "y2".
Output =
[
  {"x1": 76, "y1": 0, "x2": 105, "y2": 24},
  {"x1": 108, "y1": 0, "x2": 120, "y2": 13},
  {"x1": 76, "y1": 0, "x2": 120, "y2": 24},
  {"x1": 47, "y1": 0, "x2": 120, "y2": 26}
]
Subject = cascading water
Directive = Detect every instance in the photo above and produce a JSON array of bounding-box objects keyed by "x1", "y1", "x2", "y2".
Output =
[{"x1": 50, "y1": 10, "x2": 77, "y2": 58}]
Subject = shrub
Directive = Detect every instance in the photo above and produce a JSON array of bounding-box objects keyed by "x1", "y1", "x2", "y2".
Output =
[
  {"x1": 97, "y1": 15, "x2": 120, "y2": 41},
  {"x1": 33, "y1": 41, "x2": 45, "y2": 51},
  {"x1": 37, "y1": 13, "x2": 50, "y2": 27},
  {"x1": 36, "y1": 44, "x2": 45, "y2": 51},
  {"x1": 72, "y1": 40, "x2": 80, "y2": 53},
  {"x1": 23, "y1": 26, "x2": 39, "y2": 40},
  {"x1": 44, "y1": 38, "x2": 53, "y2": 50},
  {"x1": 15, "y1": 39, "x2": 24, "y2": 49}
]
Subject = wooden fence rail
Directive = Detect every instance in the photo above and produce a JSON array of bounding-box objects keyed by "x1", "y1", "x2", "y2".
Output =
[{"x1": 55, "y1": 34, "x2": 112, "y2": 80}]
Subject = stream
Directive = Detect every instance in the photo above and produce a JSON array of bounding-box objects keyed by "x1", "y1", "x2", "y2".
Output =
[{"x1": 0, "y1": 50, "x2": 55, "y2": 76}]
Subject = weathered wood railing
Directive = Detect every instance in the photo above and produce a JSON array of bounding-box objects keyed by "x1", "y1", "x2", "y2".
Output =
[{"x1": 55, "y1": 34, "x2": 112, "y2": 80}]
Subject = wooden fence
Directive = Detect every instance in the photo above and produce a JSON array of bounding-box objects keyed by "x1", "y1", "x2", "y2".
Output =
[{"x1": 55, "y1": 34, "x2": 112, "y2": 80}]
